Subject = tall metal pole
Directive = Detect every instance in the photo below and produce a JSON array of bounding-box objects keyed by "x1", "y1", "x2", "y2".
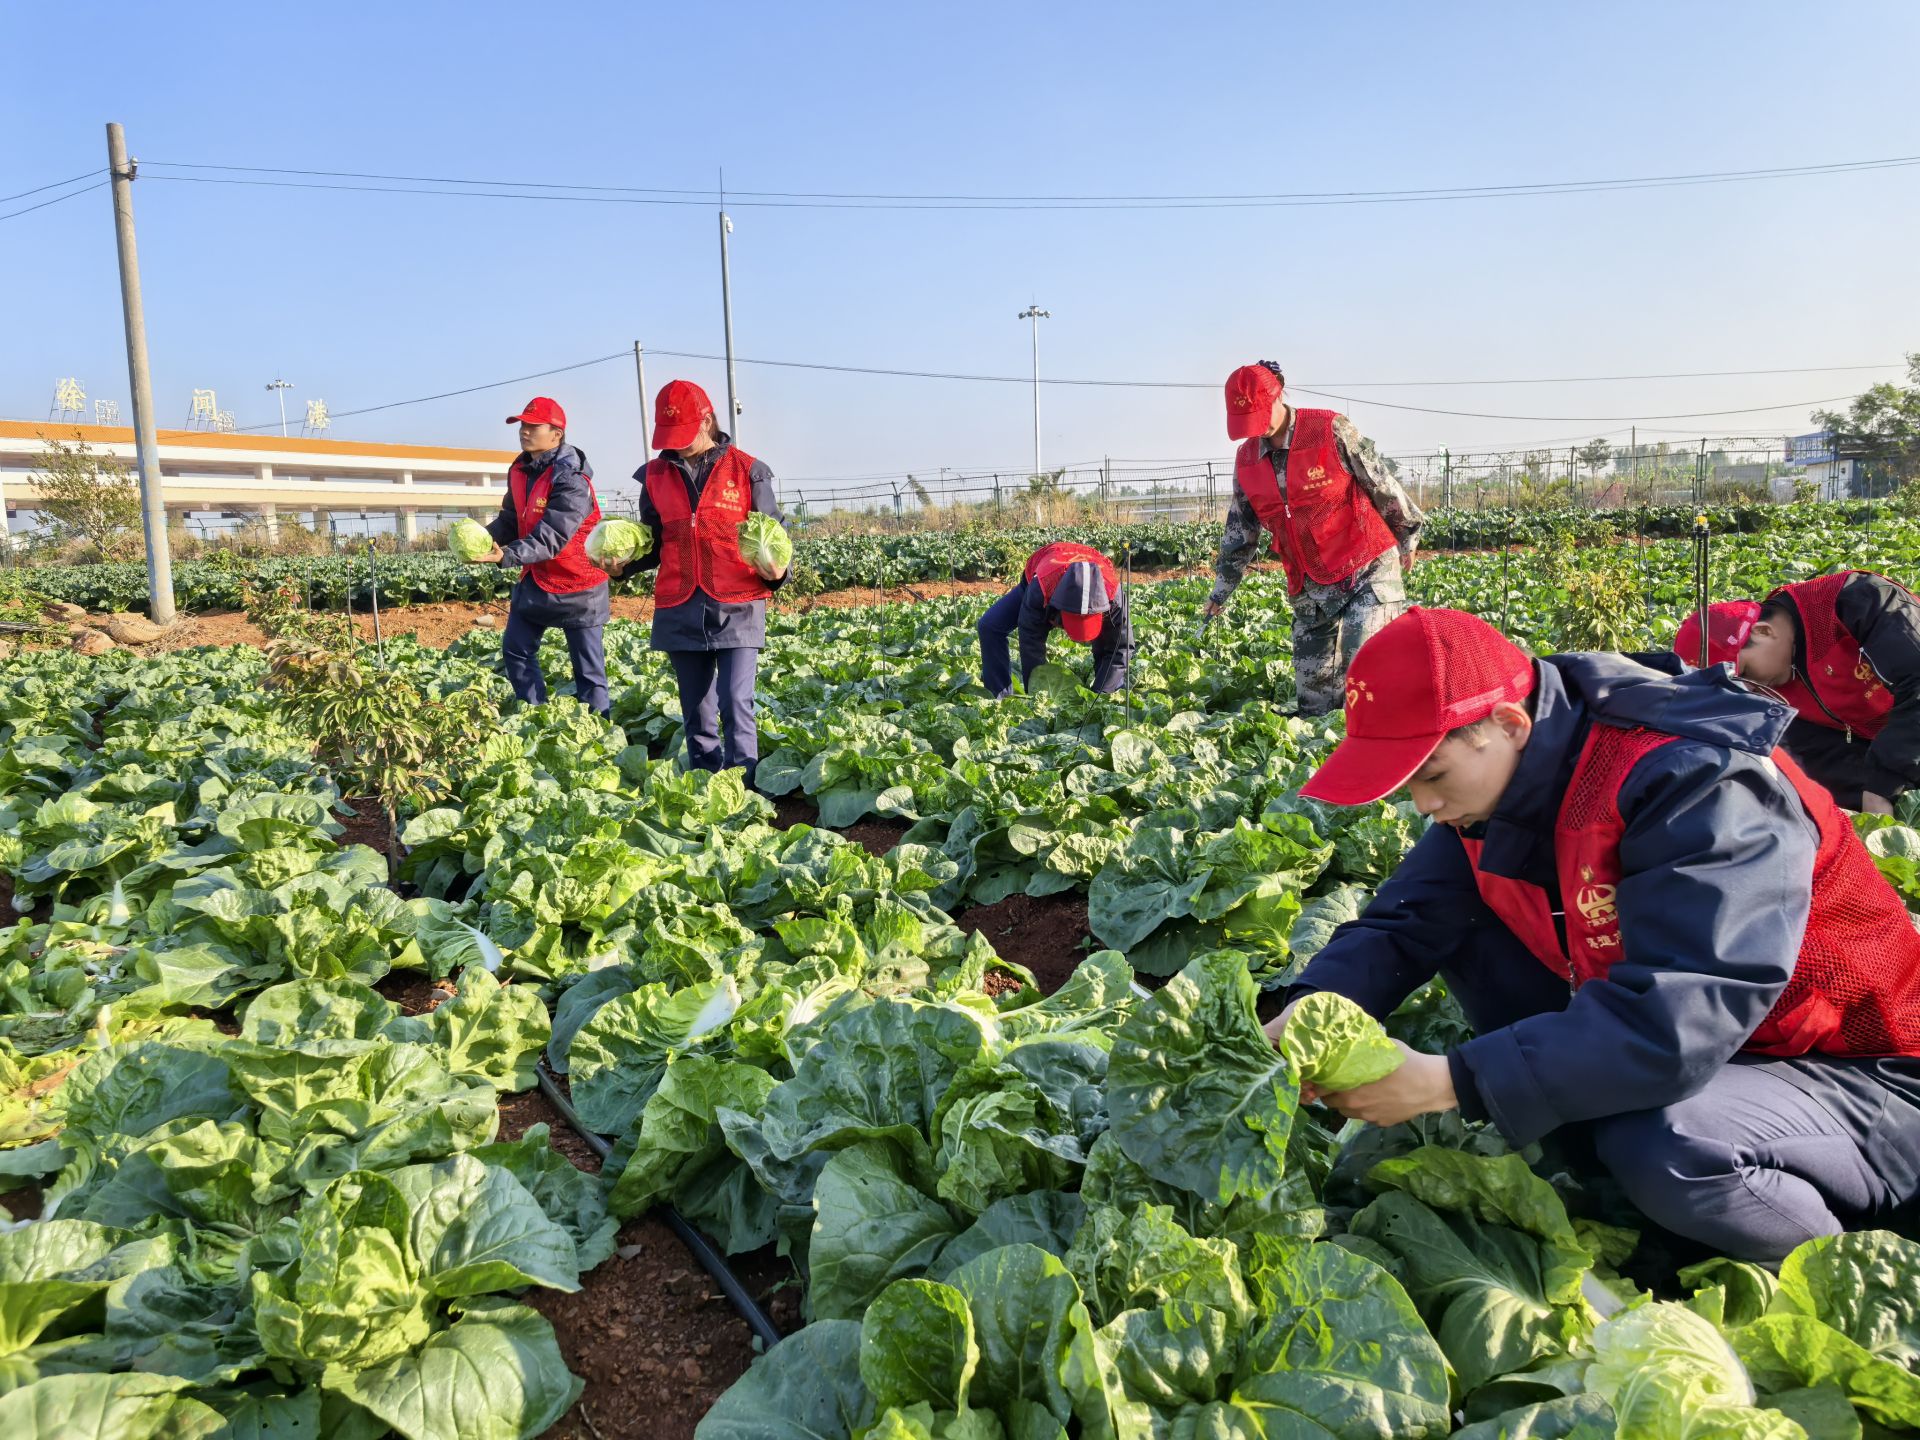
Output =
[
  {"x1": 632, "y1": 341, "x2": 651, "y2": 465},
  {"x1": 719, "y1": 210, "x2": 740, "y2": 440},
  {"x1": 105, "y1": 122, "x2": 174, "y2": 625},
  {"x1": 1018, "y1": 305, "x2": 1049, "y2": 488},
  {"x1": 266, "y1": 378, "x2": 293, "y2": 437}
]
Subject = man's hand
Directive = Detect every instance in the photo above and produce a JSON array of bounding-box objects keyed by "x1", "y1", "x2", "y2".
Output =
[
  {"x1": 1862, "y1": 791, "x2": 1896, "y2": 817},
  {"x1": 469, "y1": 544, "x2": 504, "y2": 566},
  {"x1": 603, "y1": 559, "x2": 627, "y2": 579},
  {"x1": 1318, "y1": 1044, "x2": 1457, "y2": 1127},
  {"x1": 1399, "y1": 549, "x2": 1417, "y2": 573},
  {"x1": 1203, "y1": 598, "x2": 1225, "y2": 620},
  {"x1": 752, "y1": 559, "x2": 788, "y2": 583}
]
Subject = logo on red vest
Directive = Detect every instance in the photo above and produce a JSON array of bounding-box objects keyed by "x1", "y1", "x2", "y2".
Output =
[
  {"x1": 1299, "y1": 462, "x2": 1332, "y2": 494},
  {"x1": 1574, "y1": 865, "x2": 1620, "y2": 949},
  {"x1": 1855, "y1": 658, "x2": 1884, "y2": 698}
]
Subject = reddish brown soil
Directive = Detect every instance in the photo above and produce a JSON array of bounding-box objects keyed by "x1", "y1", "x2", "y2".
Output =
[
  {"x1": 1, "y1": 1185, "x2": 44, "y2": 1222},
  {"x1": 334, "y1": 799, "x2": 398, "y2": 860},
  {"x1": 768, "y1": 795, "x2": 819, "y2": 829},
  {"x1": 953, "y1": 892, "x2": 1095, "y2": 995},
  {"x1": 375, "y1": 971, "x2": 458, "y2": 1017},
  {"x1": 496, "y1": 1084, "x2": 794, "y2": 1440}
]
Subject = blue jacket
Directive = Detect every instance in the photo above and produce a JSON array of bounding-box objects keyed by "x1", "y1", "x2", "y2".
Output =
[
  {"x1": 1289, "y1": 651, "x2": 1885, "y2": 1147},
  {"x1": 1017, "y1": 581, "x2": 1135, "y2": 693},
  {"x1": 485, "y1": 444, "x2": 610, "y2": 628}
]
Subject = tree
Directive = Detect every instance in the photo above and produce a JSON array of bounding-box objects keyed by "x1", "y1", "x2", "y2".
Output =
[
  {"x1": 1814, "y1": 353, "x2": 1920, "y2": 490},
  {"x1": 1576, "y1": 437, "x2": 1615, "y2": 473},
  {"x1": 33, "y1": 432, "x2": 142, "y2": 559}
]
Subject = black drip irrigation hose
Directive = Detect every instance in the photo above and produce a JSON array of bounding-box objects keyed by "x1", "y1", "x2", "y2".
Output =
[{"x1": 534, "y1": 1062, "x2": 785, "y2": 1353}]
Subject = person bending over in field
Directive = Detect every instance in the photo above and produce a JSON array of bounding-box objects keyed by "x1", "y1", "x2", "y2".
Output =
[
  {"x1": 1206, "y1": 360, "x2": 1422, "y2": 716},
  {"x1": 1269, "y1": 605, "x2": 1920, "y2": 1263},
  {"x1": 977, "y1": 542, "x2": 1134, "y2": 698},
  {"x1": 1677, "y1": 569, "x2": 1920, "y2": 815}
]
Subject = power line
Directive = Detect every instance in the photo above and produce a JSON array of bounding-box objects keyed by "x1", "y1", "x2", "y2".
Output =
[
  {"x1": 0, "y1": 167, "x2": 104, "y2": 204},
  {"x1": 0, "y1": 180, "x2": 107, "y2": 224},
  {"x1": 142, "y1": 151, "x2": 1920, "y2": 211}
]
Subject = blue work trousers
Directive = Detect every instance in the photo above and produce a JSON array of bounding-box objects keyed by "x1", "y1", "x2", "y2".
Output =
[
  {"x1": 501, "y1": 612, "x2": 609, "y2": 715},
  {"x1": 668, "y1": 648, "x2": 761, "y2": 788}
]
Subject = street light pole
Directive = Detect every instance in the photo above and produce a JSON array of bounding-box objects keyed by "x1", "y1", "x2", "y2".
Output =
[
  {"x1": 1017, "y1": 305, "x2": 1049, "y2": 489},
  {"x1": 266, "y1": 378, "x2": 293, "y2": 437}
]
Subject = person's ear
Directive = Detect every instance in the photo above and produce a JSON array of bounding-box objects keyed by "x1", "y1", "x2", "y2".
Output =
[{"x1": 1493, "y1": 700, "x2": 1533, "y2": 747}]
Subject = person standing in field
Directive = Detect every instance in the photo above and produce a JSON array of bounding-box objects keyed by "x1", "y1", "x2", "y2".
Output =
[
  {"x1": 1206, "y1": 361, "x2": 1423, "y2": 716},
  {"x1": 623, "y1": 380, "x2": 788, "y2": 790},
  {"x1": 1676, "y1": 570, "x2": 1920, "y2": 814},
  {"x1": 468, "y1": 396, "x2": 612, "y2": 715}
]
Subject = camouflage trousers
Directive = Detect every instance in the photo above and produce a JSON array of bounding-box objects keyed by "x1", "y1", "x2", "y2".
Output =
[{"x1": 1291, "y1": 550, "x2": 1408, "y2": 717}]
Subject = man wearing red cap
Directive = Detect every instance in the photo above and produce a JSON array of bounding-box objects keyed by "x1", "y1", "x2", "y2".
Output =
[
  {"x1": 976, "y1": 541, "x2": 1134, "y2": 697},
  {"x1": 1209, "y1": 361, "x2": 1423, "y2": 715},
  {"x1": 1267, "y1": 606, "x2": 1920, "y2": 1261},
  {"x1": 467, "y1": 397, "x2": 612, "y2": 714},
  {"x1": 621, "y1": 380, "x2": 788, "y2": 789},
  {"x1": 1675, "y1": 570, "x2": 1920, "y2": 815}
]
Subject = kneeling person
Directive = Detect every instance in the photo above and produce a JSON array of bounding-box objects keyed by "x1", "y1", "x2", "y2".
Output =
[
  {"x1": 1271, "y1": 605, "x2": 1920, "y2": 1263},
  {"x1": 1677, "y1": 569, "x2": 1920, "y2": 814},
  {"x1": 977, "y1": 542, "x2": 1134, "y2": 697}
]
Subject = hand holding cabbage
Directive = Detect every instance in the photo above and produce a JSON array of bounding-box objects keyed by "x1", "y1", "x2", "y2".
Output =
[
  {"x1": 585, "y1": 517, "x2": 652, "y2": 576},
  {"x1": 1267, "y1": 991, "x2": 1458, "y2": 1126},
  {"x1": 737, "y1": 512, "x2": 793, "y2": 581},
  {"x1": 448, "y1": 518, "x2": 501, "y2": 565}
]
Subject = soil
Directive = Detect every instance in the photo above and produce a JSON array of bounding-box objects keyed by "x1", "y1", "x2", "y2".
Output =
[
  {"x1": 494, "y1": 1084, "x2": 796, "y2": 1439},
  {"x1": 334, "y1": 798, "x2": 398, "y2": 861},
  {"x1": 768, "y1": 795, "x2": 819, "y2": 829},
  {"x1": 375, "y1": 971, "x2": 458, "y2": 1017},
  {"x1": 1, "y1": 1184, "x2": 44, "y2": 1222},
  {"x1": 952, "y1": 891, "x2": 1096, "y2": 996},
  {"x1": 0, "y1": 871, "x2": 49, "y2": 928}
]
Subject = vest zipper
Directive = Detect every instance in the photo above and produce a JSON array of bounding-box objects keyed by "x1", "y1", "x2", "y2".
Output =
[{"x1": 1795, "y1": 664, "x2": 1854, "y2": 743}]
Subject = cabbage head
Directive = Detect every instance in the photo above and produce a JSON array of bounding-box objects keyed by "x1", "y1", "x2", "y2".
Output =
[
  {"x1": 737, "y1": 512, "x2": 793, "y2": 574},
  {"x1": 585, "y1": 517, "x2": 650, "y2": 566},
  {"x1": 448, "y1": 518, "x2": 495, "y2": 562}
]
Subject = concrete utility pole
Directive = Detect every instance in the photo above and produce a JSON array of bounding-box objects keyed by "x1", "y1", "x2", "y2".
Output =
[
  {"x1": 266, "y1": 378, "x2": 293, "y2": 437},
  {"x1": 633, "y1": 341, "x2": 651, "y2": 465},
  {"x1": 1018, "y1": 305, "x2": 1049, "y2": 489},
  {"x1": 105, "y1": 122, "x2": 174, "y2": 624}
]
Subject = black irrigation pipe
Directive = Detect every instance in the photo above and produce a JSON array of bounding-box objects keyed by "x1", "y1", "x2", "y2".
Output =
[{"x1": 534, "y1": 1061, "x2": 785, "y2": 1352}]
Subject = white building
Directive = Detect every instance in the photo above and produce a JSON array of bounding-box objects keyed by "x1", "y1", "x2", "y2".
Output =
[{"x1": 0, "y1": 419, "x2": 512, "y2": 544}]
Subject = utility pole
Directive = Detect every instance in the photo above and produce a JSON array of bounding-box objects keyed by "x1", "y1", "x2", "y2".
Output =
[
  {"x1": 266, "y1": 378, "x2": 293, "y2": 437},
  {"x1": 1017, "y1": 304, "x2": 1049, "y2": 495},
  {"x1": 718, "y1": 176, "x2": 740, "y2": 440},
  {"x1": 105, "y1": 122, "x2": 174, "y2": 625},
  {"x1": 632, "y1": 341, "x2": 651, "y2": 465}
]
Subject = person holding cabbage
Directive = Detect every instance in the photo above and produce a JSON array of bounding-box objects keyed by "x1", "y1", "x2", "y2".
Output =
[
  {"x1": 453, "y1": 396, "x2": 614, "y2": 715},
  {"x1": 621, "y1": 379, "x2": 790, "y2": 790},
  {"x1": 1266, "y1": 605, "x2": 1920, "y2": 1263}
]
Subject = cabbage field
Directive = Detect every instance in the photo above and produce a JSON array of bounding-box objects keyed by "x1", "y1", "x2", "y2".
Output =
[{"x1": 1, "y1": 513, "x2": 1919, "y2": 1439}]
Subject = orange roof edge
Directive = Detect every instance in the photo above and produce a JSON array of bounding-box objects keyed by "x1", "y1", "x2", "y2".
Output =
[{"x1": 0, "y1": 419, "x2": 514, "y2": 465}]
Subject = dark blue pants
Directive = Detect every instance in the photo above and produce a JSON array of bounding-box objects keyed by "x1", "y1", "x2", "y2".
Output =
[
  {"x1": 977, "y1": 583, "x2": 1027, "y2": 698},
  {"x1": 1446, "y1": 924, "x2": 1920, "y2": 1262},
  {"x1": 668, "y1": 648, "x2": 760, "y2": 787},
  {"x1": 501, "y1": 612, "x2": 609, "y2": 715}
]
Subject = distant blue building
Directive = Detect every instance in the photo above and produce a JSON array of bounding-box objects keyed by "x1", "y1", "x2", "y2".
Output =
[{"x1": 1782, "y1": 431, "x2": 1859, "y2": 499}]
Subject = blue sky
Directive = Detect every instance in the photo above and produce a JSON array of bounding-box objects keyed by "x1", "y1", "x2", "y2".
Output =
[{"x1": 5, "y1": 0, "x2": 1918, "y2": 506}]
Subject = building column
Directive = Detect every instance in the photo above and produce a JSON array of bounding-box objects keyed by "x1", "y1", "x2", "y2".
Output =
[
  {"x1": 400, "y1": 469, "x2": 414, "y2": 487},
  {"x1": 398, "y1": 509, "x2": 418, "y2": 542},
  {"x1": 259, "y1": 502, "x2": 279, "y2": 543}
]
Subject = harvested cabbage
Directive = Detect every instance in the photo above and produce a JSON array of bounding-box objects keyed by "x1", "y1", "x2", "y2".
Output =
[
  {"x1": 447, "y1": 518, "x2": 496, "y2": 561},
  {"x1": 737, "y1": 512, "x2": 793, "y2": 575},
  {"x1": 585, "y1": 517, "x2": 650, "y2": 566},
  {"x1": 1279, "y1": 991, "x2": 1402, "y2": 1091}
]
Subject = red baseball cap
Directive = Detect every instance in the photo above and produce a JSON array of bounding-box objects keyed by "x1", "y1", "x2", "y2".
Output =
[
  {"x1": 653, "y1": 380, "x2": 714, "y2": 451},
  {"x1": 1225, "y1": 364, "x2": 1283, "y2": 441},
  {"x1": 507, "y1": 396, "x2": 566, "y2": 428},
  {"x1": 1674, "y1": 600, "x2": 1761, "y2": 670},
  {"x1": 1300, "y1": 608, "x2": 1536, "y2": 806}
]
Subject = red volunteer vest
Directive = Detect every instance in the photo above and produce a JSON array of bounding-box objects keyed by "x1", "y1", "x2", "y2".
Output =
[
  {"x1": 1771, "y1": 572, "x2": 1898, "y2": 742},
  {"x1": 1025, "y1": 542, "x2": 1118, "y2": 607},
  {"x1": 509, "y1": 457, "x2": 607, "y2": 595},
  {"x1": 1460, "y1": 723, "x2": 1920, "y2": 1059},
  {"x1": 644, "y1": 448, "x2": 773, "y2": 607},
  {"x1": 1233, "y1": 408, "x2": 1397, "y2": 596}
]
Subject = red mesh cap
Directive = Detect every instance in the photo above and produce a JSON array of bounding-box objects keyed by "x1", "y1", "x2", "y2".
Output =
[
  {"x1": 652, "y1": 380, "x2": 715, "y2": 451},
  {"x1": 1300, "y1": 607, "x2": 1536, "y2": 806},
  {"x1": 1674, "y1": 600, "x2": 1761, "y2": 670},
  {"x1": 1225, "y1": 364, "x2": 1283, "y2": 441}
]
